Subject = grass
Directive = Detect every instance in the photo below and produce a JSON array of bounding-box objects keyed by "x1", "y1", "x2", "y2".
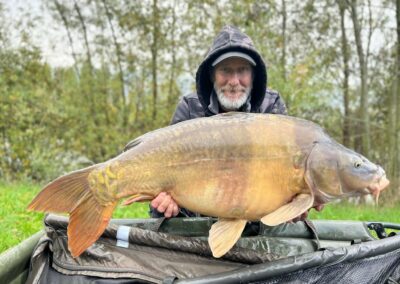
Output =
[
  {"x1": 0, "y1": 183, "x2": 45, "y2": 253},
  {"x1": 1, "y1": 181, "x2": 399, "y2": 253},
  {"x1": 0, "y1": 182, "x2": 149, "y2": 253},
  {"x1": 308, "y1": 201, "x2": 400, "y2": 223}
]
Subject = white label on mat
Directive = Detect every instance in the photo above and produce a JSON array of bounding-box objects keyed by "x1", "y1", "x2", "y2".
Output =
[{"x1": 116, "y1": 225, "x2": 130, "y2": 248}]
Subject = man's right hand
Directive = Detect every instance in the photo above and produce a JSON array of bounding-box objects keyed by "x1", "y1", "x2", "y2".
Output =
[{"x1": 150, "y1": 192, "x2": 180, "y2": 218}]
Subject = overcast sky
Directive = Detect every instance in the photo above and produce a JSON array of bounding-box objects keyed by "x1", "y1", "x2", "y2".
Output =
[
  {"x1": 3, "y1": 0, "x2": 76, "y2": 67},
  {"x1": 2, "y1": 0, "x2": 397, "y2": 68}
]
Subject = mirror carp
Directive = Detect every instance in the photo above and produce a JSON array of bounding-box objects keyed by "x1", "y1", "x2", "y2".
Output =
[{"x1": 28, "y1": 113, "x2": 390, "y2": 258}]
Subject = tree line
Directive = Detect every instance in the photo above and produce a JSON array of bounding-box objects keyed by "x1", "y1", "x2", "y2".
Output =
[{"x1": 0, "y1": 0, "x2": 399, "y2": 203}]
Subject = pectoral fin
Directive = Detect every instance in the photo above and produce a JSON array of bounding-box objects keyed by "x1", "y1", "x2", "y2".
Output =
[
  {"x1": 261, "y1": 193, "x2": 314, "y2": 226},
  {"x1": 208, "y1": 218, "x2": 247, "y2": 258}
]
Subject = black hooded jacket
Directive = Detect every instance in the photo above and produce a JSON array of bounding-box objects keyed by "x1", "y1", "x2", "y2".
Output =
[
  {"x1": 171, "y1": 25, "x2": 287, "y2": 125},
  {"x1": 150, "y1": 26, "x2": 287, "y2": 218}
]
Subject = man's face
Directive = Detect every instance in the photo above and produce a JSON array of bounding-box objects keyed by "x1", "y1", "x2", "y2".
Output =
[{"x1": 213, "y1": 57, "x2": 253, "y2": 111}]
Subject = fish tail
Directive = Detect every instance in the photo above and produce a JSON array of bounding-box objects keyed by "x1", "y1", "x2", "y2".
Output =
[
  {"x1": 68, "y1": 192, "x2": 117, "y2": 257},
  {"x1": 28, "y1": 166, "x2": 96, "y2": 213},
  {"x1": 28, "y1": 165, "x2": 117, "y2": 257}
]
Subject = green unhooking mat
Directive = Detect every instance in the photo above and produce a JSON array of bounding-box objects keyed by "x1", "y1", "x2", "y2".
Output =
[{"x1": 3, "y1": 214, "x2": 400, "y2": 283}]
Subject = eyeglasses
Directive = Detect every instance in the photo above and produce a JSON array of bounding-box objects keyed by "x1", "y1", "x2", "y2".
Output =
[{"x1": 215, "y1": 66, "x2": 252, "y2": 78}]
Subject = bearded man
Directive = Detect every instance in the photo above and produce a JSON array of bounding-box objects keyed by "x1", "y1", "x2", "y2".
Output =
[{"x1": 142, "y1": 25, "x2": 288, "y2": 217}]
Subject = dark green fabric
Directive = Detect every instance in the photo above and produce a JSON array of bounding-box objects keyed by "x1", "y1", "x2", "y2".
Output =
[
  {"x1": 0, "y1": 231, "x2": 44, "y2": 284},
  {"x1": 22, "y1": 215, "x2": 400, "y2": 284}
]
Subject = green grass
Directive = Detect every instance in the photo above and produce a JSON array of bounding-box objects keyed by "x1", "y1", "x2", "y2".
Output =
[
  {"x1": 0, "y1": 183, "x2": 45, "y2": 253},
  {"x1": 1, "y1": 181, "x2": 399, "y2": 253},
  {"x1": 0, "y1": 182, "x2": 149, "y2": 253},
  {"x1": 308, "y1": 202, "x2": 400, "y2": 223}
]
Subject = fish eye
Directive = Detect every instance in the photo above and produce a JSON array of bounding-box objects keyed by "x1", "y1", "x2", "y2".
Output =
[{"x1": 354, "y1": 161, "x2": 362, "y2": 168}]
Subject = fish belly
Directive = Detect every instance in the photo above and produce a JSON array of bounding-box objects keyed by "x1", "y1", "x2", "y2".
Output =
[{"x1": 169, "y1": 158, "x2": 306, "y2": 220}]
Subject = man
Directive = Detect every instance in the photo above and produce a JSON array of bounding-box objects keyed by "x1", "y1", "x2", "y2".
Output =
[{"x1": 148, "y1": 25, "x2": 292, "y2": 218}]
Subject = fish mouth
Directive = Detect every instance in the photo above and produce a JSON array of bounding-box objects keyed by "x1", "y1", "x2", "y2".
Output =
[{"x1": 366, "y1": 171, "x2": 390, "y2": 204}]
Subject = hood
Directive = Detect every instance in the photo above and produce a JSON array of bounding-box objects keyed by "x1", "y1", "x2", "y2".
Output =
[{"x1": 196, "y1": 25, "x2": 268, "y2": 113}]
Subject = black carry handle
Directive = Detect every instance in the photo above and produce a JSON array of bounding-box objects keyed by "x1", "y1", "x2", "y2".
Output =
[{"x1": 367, "y1": 222, "x2": 400, "y2": 239}]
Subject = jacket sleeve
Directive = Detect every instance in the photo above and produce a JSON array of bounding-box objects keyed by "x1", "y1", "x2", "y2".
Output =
[
  {"x1": 261, "y1": 90, "x2": 288, "y2": 115},
  {"x1": 271, "y1": 94, "x2": 288, "y2": 115},
  {"x1": 170, "y1": 97, "x2": 191, "y2": 125}
]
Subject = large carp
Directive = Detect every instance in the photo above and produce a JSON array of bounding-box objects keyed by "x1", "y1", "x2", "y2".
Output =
[{"x1": 28, "y1": 113, "x2": 389, "y2": 258}]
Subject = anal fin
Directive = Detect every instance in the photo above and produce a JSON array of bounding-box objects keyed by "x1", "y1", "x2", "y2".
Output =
[
  {"x1": 261, "y1": 193, "x2": 314, "y2": 226},
  {"x1": 208, "y1": 218, "x2": 247, "y2": 258},
  {"x1": 122, "y1": 194, "x2": 154, "y2": 206}
]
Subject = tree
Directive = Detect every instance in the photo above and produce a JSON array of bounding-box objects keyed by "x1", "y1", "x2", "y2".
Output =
[
  {"x1": 388, "y1": 0, "x2": 400, "y2": 196},
  {"x1": 338, "y1": 0, "x2": 351, "y2": 147},
  {"x1": 100, "y1": 0, "x2": 128, "y2": 128},
  {"x1": 348, "y1": 0, "x2": 371, "y2": 156},
  {"x1": 51, "y1": 0, "x2": 81, "y2": 81}
]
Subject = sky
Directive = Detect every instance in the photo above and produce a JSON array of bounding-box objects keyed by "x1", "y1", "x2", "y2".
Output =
[
  {"x1": 3, "y1": 0, "x2": 76, "y2": 67},
  {"x1": 2, "y1": 0, "x2": 397, "y2": 69}
]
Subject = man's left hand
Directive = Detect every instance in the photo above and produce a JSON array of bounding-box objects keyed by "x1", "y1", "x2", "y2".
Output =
[{"x1": 150, "y1": 192, "x2": 180, "y2": 218}]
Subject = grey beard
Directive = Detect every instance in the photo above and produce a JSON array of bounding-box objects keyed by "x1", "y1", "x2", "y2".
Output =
[{"x1": 214, "y1": 83, "x2": 252, "y2": 111}]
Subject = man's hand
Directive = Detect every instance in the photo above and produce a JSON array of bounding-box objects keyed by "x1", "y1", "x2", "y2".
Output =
[
  {"x1": 290, "y1": 204, "x2": 324, "y2": 223},
  {"x1": 151, "y1": 192, "x2": 180, "y2": 218}
]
